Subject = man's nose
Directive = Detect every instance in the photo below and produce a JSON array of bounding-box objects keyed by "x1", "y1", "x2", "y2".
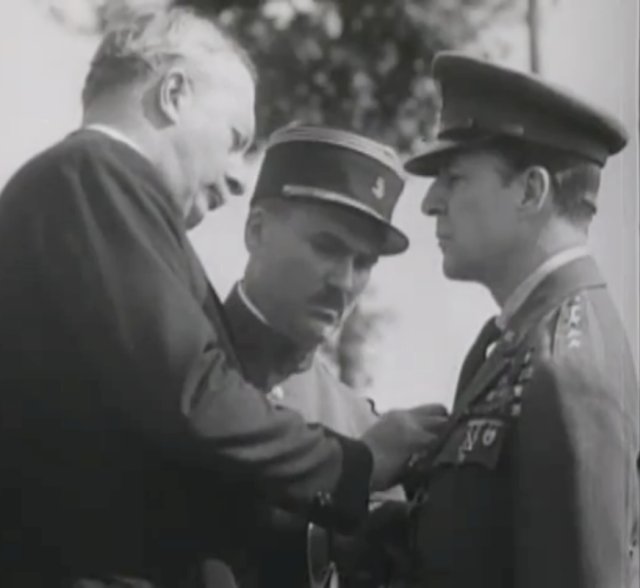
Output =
[
  {"x1": 327, "y1": 258, "x2": 355, "y2": 291},
  {"x1": 422, "y1": 181, "x2": 445, "y2": 216}
]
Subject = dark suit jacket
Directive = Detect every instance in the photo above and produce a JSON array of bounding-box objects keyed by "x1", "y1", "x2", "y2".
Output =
[
  {"x1": 0, "y1": 130, "x2": 371, "y2": 586},
  {"x1": 413, "y1": 256, "x2": 639, "y2": 588}
]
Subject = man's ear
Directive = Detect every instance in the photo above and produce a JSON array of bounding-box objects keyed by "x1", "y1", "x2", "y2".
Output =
[
  {"x1": 157, "y1": 67, "x2": 191, "y2": 124},
  {"x1": 520, "y1": 166, "x2": 551, "y2": 214},
  {"x1": 244, "y1": 206, "x2": 266, "y2": 253}
]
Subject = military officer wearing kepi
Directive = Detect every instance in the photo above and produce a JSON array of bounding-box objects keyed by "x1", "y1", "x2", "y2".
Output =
[
  {"x1": 386, "y1": 52, "x2": 639, "y2": 588},
  {"x1": 221, "y1": 124, "x2": 416, "y2": 587},
  {"x1": 227, "y1": 124, "x2": 411, "y2": 437}
]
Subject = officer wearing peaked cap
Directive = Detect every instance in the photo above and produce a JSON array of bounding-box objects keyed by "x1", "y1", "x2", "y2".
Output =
[
  {"x1": 365, "y1": 52, "x2": 639, "y2": 588},
  {"x1": 215, "y1": 124, "x2": 442, "y2": 587}
]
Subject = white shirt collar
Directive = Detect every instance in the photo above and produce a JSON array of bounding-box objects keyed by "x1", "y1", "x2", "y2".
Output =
[
  {"x1": 496, "y1": 245, "x2": 590, "y2": 330},
  {"x1": 84, "y1": 123, "x2": 146, "y2": 159},
  {"x1": 237, "y1": 281, "x2": 270, "y2": 326}
]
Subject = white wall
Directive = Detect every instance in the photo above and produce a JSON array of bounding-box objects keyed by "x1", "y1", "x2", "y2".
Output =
[
  {"x1": 539, "y1": 0, "x2": 639, "y2": 373},
  {"x1": 0, "y1": 3, "x2": 96, "y2": 182}
]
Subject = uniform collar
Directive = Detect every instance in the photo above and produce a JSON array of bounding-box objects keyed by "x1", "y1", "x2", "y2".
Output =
[
  {"x1": 237, "y1": 281, "x2": 270, "y2": 325},
  {"x1": 455, "y1": 254, "x2": 606, "y2": 409},
  {"x1": 84, "y1": 123, "x2": 147, "y2": 159},
  {"x1": 498, "y1": 254, "x2": 606, "y2": 354},
  {"x1": 224, "y1": 284, "x2": 315, "y2": 391},
  {"x1": 496, "y1": 246, "x2": 590, "y2": 331}
]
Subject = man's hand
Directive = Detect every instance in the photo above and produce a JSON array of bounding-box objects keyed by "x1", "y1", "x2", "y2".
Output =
[{"x1": 361, "y1": 404, "x2": 448, "y2": 492}]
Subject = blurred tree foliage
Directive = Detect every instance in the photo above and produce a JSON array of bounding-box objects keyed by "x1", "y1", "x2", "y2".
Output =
[
  {"x1": 320, "y1": 293, "x2": 394, "y2": 391},
  {"x1": 41, "y1": 0, "x2": 520, "y2": 151},
  {"x1": 178, "y1": 0, "x2": 519, "y2": 152}
]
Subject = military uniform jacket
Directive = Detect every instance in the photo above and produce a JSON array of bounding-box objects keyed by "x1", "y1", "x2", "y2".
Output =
[
  {"x1": 224, "y1": 285, "x2": 380, "y2": 437},
  {"x1": 412, "y1": 256, "x2": 639, "y2": 588},
  {"x1": 278, "y1": 354, "x2": 377, "y2": 436},
  {"x1": 0, "y1": 130, "x2": 372, "y2": 585}
]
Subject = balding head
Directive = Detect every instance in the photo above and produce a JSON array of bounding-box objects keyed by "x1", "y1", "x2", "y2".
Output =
[
  {"x1": 82, "y1": 6, "x2": 257, "y2": 229},
  {"x1": 83, "y1": 6, "x2": 255, "y2": 109}
]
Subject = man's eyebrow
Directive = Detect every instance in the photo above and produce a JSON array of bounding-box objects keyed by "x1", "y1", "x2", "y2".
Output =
[
  {"x1": 312, "y1": 230, "x2": 379, "y2": 258},
  {"x1": 440, "y1": 160, "x2": 467, "y2": 176},
  {"x1": 310, "y1": 231, "x2": 346, "y2": 246}
]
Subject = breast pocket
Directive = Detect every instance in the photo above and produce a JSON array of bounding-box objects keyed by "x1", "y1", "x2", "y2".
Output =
[{"x1": 435, "y1": 417, "x2": 509, "y2": 469}]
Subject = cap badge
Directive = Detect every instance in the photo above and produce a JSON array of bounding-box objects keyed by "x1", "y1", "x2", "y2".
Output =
[{"x1": 372, "y1": 176, "x2": 385, "y2": 200}]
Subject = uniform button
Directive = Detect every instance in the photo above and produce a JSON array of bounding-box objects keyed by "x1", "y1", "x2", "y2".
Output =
[
  {"x1": 267, "y1": 386, "x2": 285, "y2": 402},
  {"x1": 315, "y1": 491, "x2": 333, "y2": 509},
  {"x1": 519, "y1": 366, "x2": 535, "y2": 382}
]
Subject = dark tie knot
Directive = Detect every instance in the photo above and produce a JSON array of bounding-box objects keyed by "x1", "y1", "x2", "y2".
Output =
[
  {"x1": 478, "y1": 317, "x2": 502, "y2": 357},
  {"x1": 455, "y1": 317, "x2": 502, "y2": 395}
]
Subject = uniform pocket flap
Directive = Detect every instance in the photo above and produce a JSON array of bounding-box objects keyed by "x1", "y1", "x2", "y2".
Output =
[{"x1": 435, "y1": 418, "x2": 507, "y2": 469}]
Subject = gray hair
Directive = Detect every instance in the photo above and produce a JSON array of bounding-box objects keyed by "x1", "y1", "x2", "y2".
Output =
[
  {"x1": 491, "y1": 137, "x2": 601, "y2": 227},
  {"x1": 82, "y1": 6, "x2": 255, "y2": 108}
]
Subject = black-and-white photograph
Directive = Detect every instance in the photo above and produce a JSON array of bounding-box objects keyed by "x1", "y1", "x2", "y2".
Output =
[{"x1": 0, "y1": 1, "x2": 637, "y2": 587}]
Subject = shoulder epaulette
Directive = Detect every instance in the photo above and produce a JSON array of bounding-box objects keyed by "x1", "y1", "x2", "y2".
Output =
[{"x1": 553, "y1": 294, "x2": 586, "y2": 353}]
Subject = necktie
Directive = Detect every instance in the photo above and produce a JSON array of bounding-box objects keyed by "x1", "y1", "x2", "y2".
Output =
[{"x1": 455, "y1": 317, "x2": 502, "y2": 398}]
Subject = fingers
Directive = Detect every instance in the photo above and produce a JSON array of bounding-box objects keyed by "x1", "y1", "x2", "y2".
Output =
[
  {"x1": 407, "y1": 404, "x2": 449, "y2": 439},
  {"x1": 408, "y1": 403, "x2": 449, "y2": 419},
  {"x1": 422, "y1": 415, "x2": 449, "y2": 434}
]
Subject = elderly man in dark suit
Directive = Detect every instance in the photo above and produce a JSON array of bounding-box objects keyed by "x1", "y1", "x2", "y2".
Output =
[
  {"x1": 0, "y1": 8, "x2": 447, "y2": 587},
  {"x1": 370, "y1": 52, "x2": 638, "y2": 588}
]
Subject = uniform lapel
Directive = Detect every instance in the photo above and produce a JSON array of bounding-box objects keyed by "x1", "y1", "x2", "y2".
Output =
[
  {"x1": 454, "y1": 256, "x2": 606, "y2": 413},
  {"x1": 224, "y1": 285, "x2": 315, "y2": 391},
  {"x1": 455, "y1": 318, "x2": 501, "y2": 397},
  {"x1": 454, "y1": 338, "x2": 514, "y2": 410}
]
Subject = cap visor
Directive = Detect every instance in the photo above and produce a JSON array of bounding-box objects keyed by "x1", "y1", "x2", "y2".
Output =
[
  {"x1": 404, "y1": 135, "x2": 503, "y2": 177},
  {"x1": 379, "y1": 222, "x2": 410, "y2": 256},
  {"x1": 403, "y1": 139, "x2": 468, "y2": 177},
  {"x1": 280, "y1": 189, "x2": 409, "y2": 256}
]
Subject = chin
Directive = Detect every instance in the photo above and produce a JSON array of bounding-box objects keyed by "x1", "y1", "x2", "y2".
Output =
[
  {"x1": 185, "y1": 193, "x2": 212, "y2": 230},
  {"x1": 442, "y1": 256, "x2": 473, "y2": 281},
  {"x1": 293, "y1": 326, "x2": 329, "y2": 350}
]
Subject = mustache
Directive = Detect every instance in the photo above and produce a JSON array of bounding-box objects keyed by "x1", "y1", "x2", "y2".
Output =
[{"x1": 307, "y1": 288, "x2": 348, "y2": 315}]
